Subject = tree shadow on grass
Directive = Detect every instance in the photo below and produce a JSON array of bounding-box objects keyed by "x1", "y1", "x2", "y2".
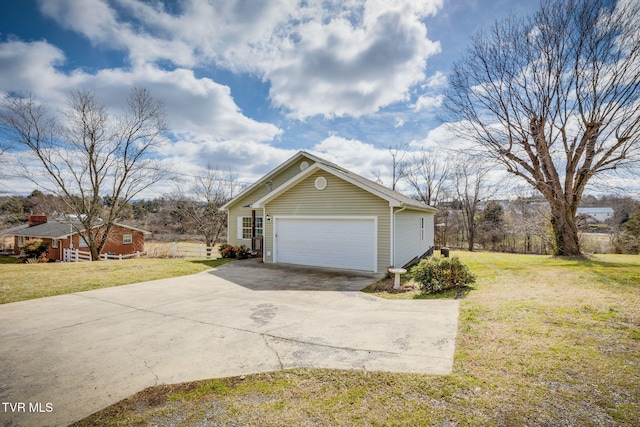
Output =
[
  {"x1": 189, "y1": 258, "x2": 233, "y2": 269},
  {"x1": 413, "y1": 285, "x2": 476, "y2": 300}
]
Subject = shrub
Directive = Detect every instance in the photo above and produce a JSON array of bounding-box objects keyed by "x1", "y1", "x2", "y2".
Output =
[
  {"x1": 220, "y1": 244, "x2": 237, "y2": 259},
  {"x1": 219, "y1": 244, "x2": 252, "y2": 259},
  {"x1": 21, "y1": 239, "x2": 49, "y2": 261},
  {"x1": 236, "y1": 245, "x2": 251, "y2": 259},
  {"x1": 412, "y1": 255, "x2": 476, "y2": 294}
]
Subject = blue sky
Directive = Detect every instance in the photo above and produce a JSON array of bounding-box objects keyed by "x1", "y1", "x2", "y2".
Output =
[{"x1": 0, "y1": 0, "x2": 545, "y2": 197}]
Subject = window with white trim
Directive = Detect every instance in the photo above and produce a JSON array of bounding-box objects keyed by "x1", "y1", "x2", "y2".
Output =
[
  {"x1": 238, "y1": 216, "x2": 263, "y2": 239},
  {"x1": 79, "y1": 236, "x2": 89, "y2": 247},
  {"x1": 242, "y1": 217, "x2": 252, "y2": 239},
  {"x1": 421, "y1": 217, "x2": 425, "y2": 241},
  {"x1": 17, "y1": 236, "x2": 24, "y2": 247},
  {"x1": 123, "y1": 233, "x2": 133, "y2": 244},
  {"x1": 51, "y1": 239, "x2": 58, "y2": 248},
  {"x1": 254, "y1": 217, "x2": 263, "y2": 237}
]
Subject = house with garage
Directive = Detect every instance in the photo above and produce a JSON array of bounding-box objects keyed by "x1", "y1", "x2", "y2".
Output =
[
  {"x1": 220, "y1": 151, "x2": 437, "y2": 273},
  {"x1": 11, "y1": 215, "x2": 148, "y2": 261}
]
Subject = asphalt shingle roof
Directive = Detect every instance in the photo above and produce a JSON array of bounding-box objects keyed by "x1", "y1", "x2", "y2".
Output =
[{"x1": 12, "y1": 221, "x2": 84, "y2": 239}]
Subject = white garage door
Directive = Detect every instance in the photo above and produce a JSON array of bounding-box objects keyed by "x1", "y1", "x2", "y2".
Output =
[{"x1": 275, "y1": 217, "x2": 376, "y2": 272}]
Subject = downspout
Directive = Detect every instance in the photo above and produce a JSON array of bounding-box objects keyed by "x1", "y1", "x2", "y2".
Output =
[{"x1": 391, "y1": 204, "x2": 407, "y2": 267}]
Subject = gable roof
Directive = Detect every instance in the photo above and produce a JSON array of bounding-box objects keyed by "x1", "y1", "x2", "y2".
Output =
[
  {"x1": 222, "y1": 151, "x2": 436, "y2": 212},
  {"x1": 13, "y1": 221, "x2": 80, "y2": 239},
  {"x1": 220, "y1": 151, "x2": 313, "y2": 210},
  {"x1": 12, "y1": 220, "x2": 150, "y2": 239}
]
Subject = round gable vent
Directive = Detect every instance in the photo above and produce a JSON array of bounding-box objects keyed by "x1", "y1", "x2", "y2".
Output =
[
  {"x1": 315, "y1": 176, "x2": 327, "y2": 190},
  {"x1": 300, "y1": 161, "x2": 309, "y2": 171}
]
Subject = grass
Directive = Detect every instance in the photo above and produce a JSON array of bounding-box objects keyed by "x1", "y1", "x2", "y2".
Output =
[
  {"x1": 0, "y1": 257, "x2": 231, "y2": 304},
  {"x1": 72, "y1": 251, "x2": 640, "y2": 426},
  {"x1": 0, "y1": 254, "x2": 22, "y2": 264}
]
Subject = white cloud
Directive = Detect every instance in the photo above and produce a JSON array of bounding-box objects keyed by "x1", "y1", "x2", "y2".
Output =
[
  {"x1": 266, "y1": 1, "x2": 442, "y2": 118},
  {"x1": 0, "y1": 40, "x2": 69, "y2": 103},
  {"x1": 310, "y1": 134, "x2": 396, "y2": 184},
  {"x1": 409, "y1": 123, "x2": 466, "y2": 151},
  {"x1": 426, "y1": 71, "x2": 447, "y2": 88},
  {"x1": 36, "y1": 0, "x2": 444, "y2": 119},
  {"x1": 0, "y1": 39, "x2": 280, "y2": 143},
  {"x1": 414, "y1": 93, "x2": 443, "y2": 111}
]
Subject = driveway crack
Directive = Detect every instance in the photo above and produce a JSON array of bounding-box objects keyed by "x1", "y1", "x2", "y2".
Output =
[
  {"x1": 144, "y1": 360, "x2": 160, "y2": 386},
  {"x1": 262, "y1": 334, "x2": 284, "y2": 370}
]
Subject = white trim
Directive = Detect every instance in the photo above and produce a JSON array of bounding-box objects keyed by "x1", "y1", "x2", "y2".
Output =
[
  {"x1": 390, "y1": 206, "x2": 394, "y2": 267},
  {"x1": 314, "y1": 176, "x2": 327, "y2": 190},
  {"x1": 220, "y1": 151, "x2": 320, "y2": 211},
  {"x1": 237, "y1": 216, "x2": 243, "y2": 240},
  {"x1": 262, "y1": 210, "x2": 267, "y2": 263},
  {"x1": 237, "y1": 216, "x2": 253, "y2": 240},
  {"x1": 227, "y1": 211, "x2": 230, "y2": 244},
  {"x1": 273, "y1": 215, "x2": 378, "y2": 272},
  {"x1": 112, "y1": 222, "x2": 150, "y2": 234},
  {"x1": 253, "y1": 163, "x2": 404, "y2": 208}
]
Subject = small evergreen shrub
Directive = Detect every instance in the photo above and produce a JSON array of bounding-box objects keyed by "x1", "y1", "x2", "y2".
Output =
[
  {"x1": 412, "y1": 255, "x2": 476, "y2": 294},
  {"x1": 21, "y1": 239, "x2": 49, "y2": 261}
]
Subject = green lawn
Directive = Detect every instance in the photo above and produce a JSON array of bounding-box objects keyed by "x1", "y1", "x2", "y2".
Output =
[
  {"x1": 73, "y1": 251, "x2": 640, "y2": 426},
  {"x1": 0, "y1": 257, "x2": 231, "y2": 304}
]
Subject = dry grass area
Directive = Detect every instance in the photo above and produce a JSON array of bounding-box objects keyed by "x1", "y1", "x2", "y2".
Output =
[
  {"x1": 0, "y1": 257, "x2": 231, "y2": 304},
  {"x1": 73, "y1": 251, "x2": 640, "y2": 426}
]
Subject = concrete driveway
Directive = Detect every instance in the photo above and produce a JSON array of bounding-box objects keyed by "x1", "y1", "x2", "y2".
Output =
[{"x1": 0, "y1": 260, "x2": 459, "y2": 427}]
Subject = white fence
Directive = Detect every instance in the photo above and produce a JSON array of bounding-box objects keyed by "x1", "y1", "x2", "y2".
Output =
[
  {"x1": 63, "y1": 248, "x2": 144, "y2": 262},
  {"x1": 169, "y1": 243, "x2": 219, "y2": 259}
]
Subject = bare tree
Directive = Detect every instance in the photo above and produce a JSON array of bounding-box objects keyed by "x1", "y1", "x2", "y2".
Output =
[
  {"x1": 387, "y1": 143, "x2": 409, "y2": 191},
  {"x1": 170, "y1": 166, "x2": 237, "y2": 255},
  {"x1": 406, "y1": 150, "x2": 450, "y2": 206},
  {"x1": 454, "y1": 161, "x2": 491, "y2": 251},
  {"x1": 442, "y1": 0, "x2": 640, "y2": 256},
  {"x1": 0, "y1": 88, "x2": 168, "y2": 260}
]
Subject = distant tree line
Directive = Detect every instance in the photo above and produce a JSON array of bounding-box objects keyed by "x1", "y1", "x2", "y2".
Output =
[
  {"x1": 0, "y1": 186, "x2": 235, "y2": 245},
  {"x1": 381, "y1": 146, "x2": 639, "y2": 255}
]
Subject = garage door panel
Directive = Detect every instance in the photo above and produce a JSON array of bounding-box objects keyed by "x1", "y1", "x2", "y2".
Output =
[{"x1": 275, "y1": 217, "x2": 376, "y2": 272}]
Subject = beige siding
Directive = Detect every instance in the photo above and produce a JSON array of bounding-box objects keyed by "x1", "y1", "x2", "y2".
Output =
[
  {"x1": 227, "y1": 158, "x2": 315, "y2": 246},
  {"x1": 229, "y1": 159, "x2": 316, "y2": 210},
  {"x1": 394, "y1": 209, "x2": 435, "y2": 267},
  {"x1": 263, "y1": 170, "x2": 391, "y2": 273},
  {"x1": 227, "y1": 206, "x2": 264, "y2": 246},
  {"x1": 226, "y1": 158, "x2": 315, "y2": 245}
]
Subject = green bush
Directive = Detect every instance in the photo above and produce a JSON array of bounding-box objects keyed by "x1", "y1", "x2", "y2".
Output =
[
  {"x1": 412, "y1": 255, "x2": 476, "y2": 294},
  {"x1": 20, "y1": 240, "x2": 50, "y2": 261}
]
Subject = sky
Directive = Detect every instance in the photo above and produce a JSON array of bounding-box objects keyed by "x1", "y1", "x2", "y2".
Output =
[{"x1": 3, "y1": 0, "x2": 629, "y2": 200}]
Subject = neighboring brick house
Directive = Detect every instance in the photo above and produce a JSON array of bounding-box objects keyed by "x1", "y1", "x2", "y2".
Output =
[{"x1": 12, "y1": 215, "x2": 148, "y2": 261}]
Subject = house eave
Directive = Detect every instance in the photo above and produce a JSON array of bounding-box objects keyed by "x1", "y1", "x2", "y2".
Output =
[{"x1": 220, "y1": 151, "x2": 320, "y2": 211}]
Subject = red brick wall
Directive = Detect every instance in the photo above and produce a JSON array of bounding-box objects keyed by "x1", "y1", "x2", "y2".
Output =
[
  {"x1": 102, "y1": 225, "x2": 145, "y2": 255},
  {"x1": 14, "y1": 225, "x2": 144, "y2": 260}
]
